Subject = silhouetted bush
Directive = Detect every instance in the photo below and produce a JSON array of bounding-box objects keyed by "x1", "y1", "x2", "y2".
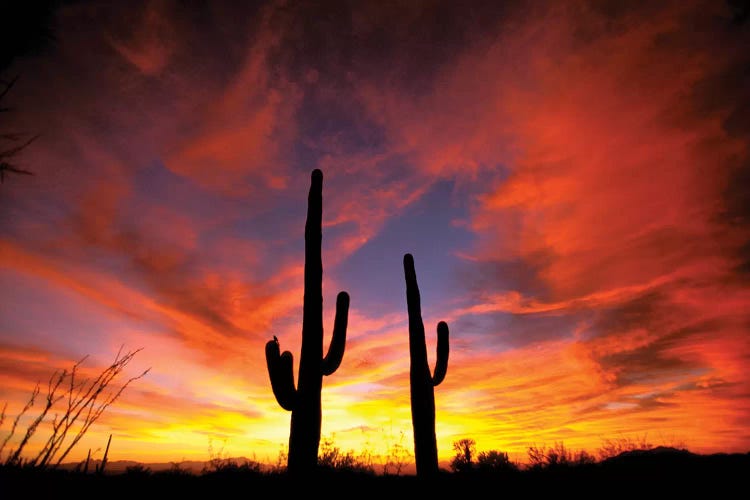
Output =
[
  {"x1": 450, "y1": 439, "x2": 520, "y2": 476},
  {"x1": 156, "y1": 461, "x2": 193, "y2": 477},
  {"x1": 476, "y1": 450, "x2": 519, "y2": 473},
  {"x1": 597, "y1": 434, "x2": 653, "y2": 460},
  {"x1": 124, "y1": 464, "x2": 151, "y2": 477},
  {"x1": 316, "y1": 436, "x2": 376, "y2": 475},
  {"x1": 202, "y1": 460, "x2": 263, "y2": 478},
  {"x1": 450, "y1": 438, "x2": 476, "y2": 473},
  {"x1": 382, "y1": 431, "x2": 413, "y2": 476},
  {"x1": 201, "y1": 440, "x2": 262, "y2": 477},
  {"x1": 527, "y1": 442, "x2": 596, "y2": 470}
]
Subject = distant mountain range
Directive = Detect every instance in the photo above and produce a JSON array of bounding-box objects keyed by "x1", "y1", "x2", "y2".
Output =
[
  {"x1": 56, "y1": 446, "x2": 749, "y2": 476},
  {"x1": 599, "y1": 446, "x2": 750, "y2": 470},
  {"x1": 58, "y1": 456, "x2": 261, "y2": 474}
]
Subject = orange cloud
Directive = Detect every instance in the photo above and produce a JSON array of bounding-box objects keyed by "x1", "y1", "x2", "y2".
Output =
[
  {"x1": 2, "y1": 0, "x2": 749, "y2": 468},
  {"x1": 341, "y1": 0, "x2": 750, "y2": 458},
  {"x1": 161, "y1": 3, "x2": 300, "y2": 195}
]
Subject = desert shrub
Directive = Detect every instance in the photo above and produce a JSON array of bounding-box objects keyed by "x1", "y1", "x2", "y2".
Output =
[
  {"x1": 269, "y1": 446, "x2": 288, "y2": 474},
  {"x1": 598, "y1": 434, "x2": 654, "y2": 460},
  {"x1": 157, "y1": 461, "x2": 194, "y2": 477},
  {"x1": 450, "y1": 438, "x2": 476, "y2": 473},
  {"x1": 124, "y1": 464, "x2": 151, "y2": 477},
  {"x1": 476, "y1": 450, "x2": 519, "y2": 473},
  {"x1": 317, "y1": 436, "x2": 375, "y2": 474},
  {"x1": 202, "y1": 439, "x2": 262, "y2": 476},
  {"x1": 382, "y1": 431, "x2": 413, "y2": 476},
  {"x1": 527, "y1": 442, "x2": 596, "y2": 469}
]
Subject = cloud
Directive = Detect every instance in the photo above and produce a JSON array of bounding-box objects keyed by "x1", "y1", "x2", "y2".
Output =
[
  {"x1": 333, "y1": 0, "x2": 750, "y2": 454},
  {"x1": 106, "y1": 0, "x2": 177, "y2": 76},
  {"x1": 2, "y1": 0, "x2": 749, "y2": 464}
]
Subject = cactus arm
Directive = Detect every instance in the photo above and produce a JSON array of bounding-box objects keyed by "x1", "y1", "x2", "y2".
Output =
[
  {"x1": 431, "y1": 321, "x2": 449, "y2": 386},
  {"x1": 265, "y1": 338, "x2": 297, "y2": 411},
  {"x1": 322, "y1": 291, "x2": 350, "y2": 376}
]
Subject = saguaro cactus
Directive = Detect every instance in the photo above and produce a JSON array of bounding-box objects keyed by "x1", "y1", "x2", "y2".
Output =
[
  {"x1": 265, "y1": 169, "x2": 350, "y2": 475},
  {"x1": 404, "y1": 253, "x2": 449, "y2": 477}
]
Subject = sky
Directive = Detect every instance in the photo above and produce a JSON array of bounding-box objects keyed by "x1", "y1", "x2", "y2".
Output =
[{"x1": 1, "y1": 0, "x2": 749, "y2": 468}]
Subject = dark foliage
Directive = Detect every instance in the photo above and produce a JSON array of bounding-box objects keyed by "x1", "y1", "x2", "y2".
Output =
[{"x1": 0, "y1": 449, "x2": 747, "y2": 497}]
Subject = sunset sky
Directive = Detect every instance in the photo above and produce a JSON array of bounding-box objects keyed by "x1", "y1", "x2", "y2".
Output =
[{"x1": 1, "y1": 0, "x2": 749, "y2": 468}]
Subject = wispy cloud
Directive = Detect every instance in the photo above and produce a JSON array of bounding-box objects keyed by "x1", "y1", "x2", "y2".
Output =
[{"x1": 0, "y1": 0, "x2": 748, "y2": 464}]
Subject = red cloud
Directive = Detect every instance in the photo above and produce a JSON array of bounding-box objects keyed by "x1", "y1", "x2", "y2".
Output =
[{"x1": 347, "y1": 0, "x2": 750, "y2": 454}]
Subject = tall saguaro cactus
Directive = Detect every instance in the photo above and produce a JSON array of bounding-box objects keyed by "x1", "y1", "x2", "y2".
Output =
[
  {"x1": 265, "y1": 169, "x2": 350, "y2": 475},
  {"x1": 404, "y1": 253, "x2": 449, "y2": 477}
]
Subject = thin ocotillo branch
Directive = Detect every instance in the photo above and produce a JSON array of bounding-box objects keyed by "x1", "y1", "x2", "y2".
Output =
[
  {"x1": 6, "y1": 369, "x2": 66, "y2": 465},
  {"x1": 0, "y1": 75, "x2": 36, "y2": 182},
  {"x1": 1, "y1": 346, "x2": 149, "y2": 468},
  {"x1": 0, "y1": 384, "x2": 40, "y2": 463},
  {"x1": 53, "y1": 350, "x2": 150, "y2": 467},
  {"x1": 31, "y1": 358, "x2": 88, "y2": 467}
]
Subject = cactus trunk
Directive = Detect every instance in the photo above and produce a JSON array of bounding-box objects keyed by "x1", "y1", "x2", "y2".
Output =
[
  {"x1": 404, "y1": 253, "x2": 449, "y2": 478},
  {"x1": 289, "y1": 168, "x2": 325, "y2": 473},
  {"x1": 265, "y1": 169, "x2": 349, "y2": 475}
]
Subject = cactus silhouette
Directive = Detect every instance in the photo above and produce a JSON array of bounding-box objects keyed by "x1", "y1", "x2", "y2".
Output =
[
  {"x1": 404, "y1": 253, "x2": 449, "y2": 477},
  {"x1": 265, "y1": 169, "x2": 350, "y2": 475}
]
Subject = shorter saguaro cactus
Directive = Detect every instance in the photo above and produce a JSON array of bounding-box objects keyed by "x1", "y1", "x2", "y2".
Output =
[{"x1": 403, "y1": 253, "x2": 449, "y2": 478}]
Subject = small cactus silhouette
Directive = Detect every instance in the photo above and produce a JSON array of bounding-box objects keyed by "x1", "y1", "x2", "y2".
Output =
[
  {"x1": 96, "y1": 434, "x2": 112, "y2": 475},
  {"x1": 403, "y1": 253, "x2": 449, "y2": 477},
  {"x1": 265, "y1": 169, "x2": 350, "y2": 475}
]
